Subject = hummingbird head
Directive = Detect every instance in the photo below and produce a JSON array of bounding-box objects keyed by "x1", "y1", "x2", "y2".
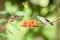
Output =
[{"x1": 36, "y1": 16, "x2": 41, "y2": 19}]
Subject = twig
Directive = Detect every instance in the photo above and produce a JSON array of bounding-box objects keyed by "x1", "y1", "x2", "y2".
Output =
[
  {"x1": 39, "y1": 17, "x2": 60, "y2": 27},
  {"x1": 52, "y1": 17, "x2": 60, "y2": 23}
]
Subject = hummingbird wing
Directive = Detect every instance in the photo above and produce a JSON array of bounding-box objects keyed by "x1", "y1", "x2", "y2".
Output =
[
  {"x1": 46, "y1": 19, "x2": 53, "y2": 26},
  {"x1": 46, "y1": 19, "x2": 51, "y2": 22}
]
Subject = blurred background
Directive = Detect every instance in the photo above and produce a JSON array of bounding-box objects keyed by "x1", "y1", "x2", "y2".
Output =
[{"x1": 0, "y1": 0, "x2": 60, "y2": 40}]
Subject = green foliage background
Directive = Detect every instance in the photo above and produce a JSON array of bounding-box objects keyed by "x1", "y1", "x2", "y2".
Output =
[{"x1": 0, "y1": 0, "x2": 59, "y2": 40}]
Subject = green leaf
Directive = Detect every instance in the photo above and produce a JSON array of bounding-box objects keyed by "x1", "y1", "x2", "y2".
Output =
[
  {"x1": 0, "y1": 18, "x2": 7, "y2": 23},
  {"x1": 0, "y1": 11, "x2": 8, "y2": 14},
  {"x1": 40, "y1": 7, "x2": 49, "y2": 16},
  {"x1": 7, "y1": 29, "x2": 14, "y2": 35},
  {"x1": 0, "y1": 33, "x2": 7, "y2": 40},
  {"x1": 10, "y1": 23, "x2": 20, "y2": 31},
  {"x1": 0, "y1": 33, "x2": 7, "y2": 38},
  {"x1": 5, "y1": 1, "x2": 18, "y2": 14},
  {"x1": 15, "y1": 11, "x2": 24, "y2": 16},
  {"x1": 36, "y1": 20, "x2": 42, "y2": 25},
  {"x1": 49, "y1": 5, "x2": 56, "y2": 12}
]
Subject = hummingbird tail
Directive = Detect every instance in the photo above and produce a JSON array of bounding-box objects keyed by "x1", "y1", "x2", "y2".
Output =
[{"x1": 50, "y1": 22, "x2": 53, "y2": 26}]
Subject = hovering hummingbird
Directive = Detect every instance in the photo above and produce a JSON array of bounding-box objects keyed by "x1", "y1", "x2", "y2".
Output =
[
  {"x1": 8, "y1": 11, "x2": 24, "y2": 22},
  {"x1": 36, "y1": 16, "x2": 53, "y2": 25}
]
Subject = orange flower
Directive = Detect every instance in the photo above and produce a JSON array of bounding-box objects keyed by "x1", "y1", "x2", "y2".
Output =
[{"x1": 22, "y1": 20, "x2": 37, "y2": 29}]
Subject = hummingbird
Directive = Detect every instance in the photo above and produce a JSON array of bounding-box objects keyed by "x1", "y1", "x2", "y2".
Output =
[
  {"x1": 36, "y1": 16, "x2": 53, "y2": 25},
  {"x1": 8, "y1": 11, "x2": 24, "y2": 22}
]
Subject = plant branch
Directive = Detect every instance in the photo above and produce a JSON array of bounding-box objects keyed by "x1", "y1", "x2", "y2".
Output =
[{"x1": 38, "y1": 17, "x2": 60, "y2": 27}]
